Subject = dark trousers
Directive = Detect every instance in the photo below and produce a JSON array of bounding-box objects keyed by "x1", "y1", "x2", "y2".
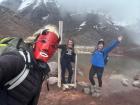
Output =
[
  {"x1": 89, "y1": 65, "x2": 104, "y2": 87},
  {"x1": 61, "y1": 61, "x2": 73, "y2": 84},
  {"x1": 0, "y1": 89, "x2": 7, "y2": 105}
]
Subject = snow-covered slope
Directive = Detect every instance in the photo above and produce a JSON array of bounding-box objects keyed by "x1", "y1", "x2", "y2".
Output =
[
  {"x1": 0, "y1": 0, "x2": 61, "y2": 26},
  {"x1": 0, "y1": 0, "x2": 58, "y2": 12},
  {"x1": 18, "y1": 0, "x2": 35, "y2": 11}
]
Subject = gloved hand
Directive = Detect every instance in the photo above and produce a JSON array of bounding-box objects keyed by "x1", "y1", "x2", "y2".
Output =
[{"x1": 38, "y1": 61, "x2": 50, "y2": 75}]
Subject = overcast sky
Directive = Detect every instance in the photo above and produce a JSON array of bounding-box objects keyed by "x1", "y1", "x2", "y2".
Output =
[{"x1": 58, "y1": 0, "x2": 140, "y2": 25}]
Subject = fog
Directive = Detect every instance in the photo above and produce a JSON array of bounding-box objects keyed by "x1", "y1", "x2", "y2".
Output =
[{"x1": 58, "y1": 0, "x2": 140, "y2": 25}]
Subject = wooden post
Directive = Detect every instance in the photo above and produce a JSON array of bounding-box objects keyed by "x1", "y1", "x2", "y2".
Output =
[
  {"x1": 74, "y1": 54, "x2": 78, "y2": 88},
  {"x1": 57, "y1": 21, "x2": 63, "y2": 87}
]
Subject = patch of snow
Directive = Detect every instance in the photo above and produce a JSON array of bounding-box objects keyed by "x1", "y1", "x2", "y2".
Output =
[
  {"x1": 76, "y1": 21, "x2": 87, "y2": 32},
  {"x1": 43, "y1": 0, "x2": 49, "y2": 6},
  {"x1": 93, "y1": 24, "x2": 106, "y2": 30},
  {"x1": 33, "y1": 0, "x2": 42, "y2": 9},
  {"x1": 42, "y1": 15, "x2": 49, "y2": 20},
  {"x1": 18, "y1": 0, "x2": 35, "y2": 11},
  {"x1": 115, "y1": 27, "x2": 119, "y2": 31},
  {"x1": 80, "y1": 21, "x2": 86, "y2": 27},
  {"x1": 113, "y1": 21, "x2": 128, "y2": 26},
  {"x1": 76, "y1": 27, "x2": 82, "y2": 32},
  {"x1": 106, "y1": 19, "x2": 113, "y2": 25},
  {"x1": 93, "y1": 25, "x2": 98, "y2": 29}
]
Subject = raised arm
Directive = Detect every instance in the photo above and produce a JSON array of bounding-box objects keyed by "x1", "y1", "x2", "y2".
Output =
[
  {"x1": 57, "y1": 44, "x2": 66, "y2": 50},
  {"x1": 103, "y1": 36, "x2": 123, "y2": 54}
]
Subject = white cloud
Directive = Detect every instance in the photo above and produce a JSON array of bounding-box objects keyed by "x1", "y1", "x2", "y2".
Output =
[{"x1": 58, "y1": 0, "x2": 140, "y2": 25}]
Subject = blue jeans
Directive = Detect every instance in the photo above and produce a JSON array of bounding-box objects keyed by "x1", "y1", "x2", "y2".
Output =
[{"x1": 61, "y1": 61, "x2": 73, "y2": 84}]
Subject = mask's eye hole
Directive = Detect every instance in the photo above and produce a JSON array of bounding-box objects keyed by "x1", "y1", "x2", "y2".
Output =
[{"x1": 41, "y1": 40, "x2": 46, "y2": 43}]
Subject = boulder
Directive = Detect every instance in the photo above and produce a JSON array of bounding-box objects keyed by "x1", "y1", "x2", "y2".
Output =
[
  {"x1": 47, "y1": 77, "x2": 58, "y2": 85},
  {"x1": 132, "y1": 80, "x2": 140, "y2": 88},
  {"x1": 84, "y1": 87, "x2": 91, "y2": 95},
  {"x1": 121, "y1": 78, "x2": 129, "y2": 87},
  {"x1": 78, "y1": 81, "x2": 90, "y2": 87},
  {"x1": 133, "y1": 74, "x2": 140, "y2": 81},
  {"x1": 48, "y1": 62, "x2": 58, "y2": 76}
]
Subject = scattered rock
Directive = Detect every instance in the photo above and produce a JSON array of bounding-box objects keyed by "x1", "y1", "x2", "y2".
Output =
[
  {"x1": 110, "y1": 74, "x2": 130, "y2": 87},
  {"x1": 78, "y1": 81, "x2": 90, "y2": 87},
  {"x1": 77, "y1": 70, "x2": 84, "y2": 77},
  {"x1": 133, "y1": 74, "x2": 140, "y2": 81},
  {"x1": 121, "y1": 79, "x2": 129, "y2": 87},
  {"x1": 47, "y1": 77, "x2": 58, "y2": 85},
  {"x1": 48, "y1": 62, "x2": 58, "y2": 76},
  {"x1": 92, "y1": 92, "x2": 101, "y2": 97},
  {"x1": 62, "y1": 84, "x2": 75, "y2": 91},
  {"x1": 84, "y1": 87, "x2": 91, "y2": 95},
  {"x1": 77, "y1": 82, "x2": 90, "y2": 92},
  {"x1": 132, "y1": 80, "x2": 140, "y2": 88}
]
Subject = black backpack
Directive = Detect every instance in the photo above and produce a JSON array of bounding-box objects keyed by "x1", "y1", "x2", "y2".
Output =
[
  {"x1": 0, "y1": 37, "x2": 33, "y2": 90},
  {"x1": 0, "y1": 37, "x2": 50, "y2": 91}
]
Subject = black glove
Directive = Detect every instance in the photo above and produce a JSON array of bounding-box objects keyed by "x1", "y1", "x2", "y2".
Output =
[{"x1": 37, "y1": 61, "x2": 50, "y2": 75}]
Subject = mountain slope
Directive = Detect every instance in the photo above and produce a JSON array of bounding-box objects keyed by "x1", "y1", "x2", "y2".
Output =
[
  {"x1": 0, "y1": 6, "x2": 35, "y2": 37},
  {"x1": 0, "y1": 0, "x2": 136, "y2": 49}
]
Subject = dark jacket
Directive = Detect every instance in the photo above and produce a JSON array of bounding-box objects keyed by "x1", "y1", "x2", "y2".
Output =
[
  {"x1": 58, "y1": 44, "x2": 75, "y2": 63},
  {"x1": 0, "y1": 51, "x2": 46, "y2": 105}
]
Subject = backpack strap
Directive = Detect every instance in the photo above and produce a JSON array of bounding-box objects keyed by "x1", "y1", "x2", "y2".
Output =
[{"x1": 4, "y1": 51, "x2": 31, "y2": 90}]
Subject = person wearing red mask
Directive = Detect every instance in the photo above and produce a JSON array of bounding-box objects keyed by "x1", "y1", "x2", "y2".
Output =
[{"x1": 0, "y1": 25, "x2": 60, "y2": 105}]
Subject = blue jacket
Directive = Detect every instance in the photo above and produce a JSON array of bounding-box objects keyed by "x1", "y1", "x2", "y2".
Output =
[{"x1": 91, "y1": 40, "x2": 120, "y2": 68}]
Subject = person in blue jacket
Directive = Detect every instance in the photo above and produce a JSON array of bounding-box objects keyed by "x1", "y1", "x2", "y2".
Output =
[{"x1": 89, "y1": 36, "x2": 123, "y2": 92}]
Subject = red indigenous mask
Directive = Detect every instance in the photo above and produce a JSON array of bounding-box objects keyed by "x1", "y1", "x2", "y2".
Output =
[{"x1": 33, "y1": 31, "x2": 60, "y2": 63}]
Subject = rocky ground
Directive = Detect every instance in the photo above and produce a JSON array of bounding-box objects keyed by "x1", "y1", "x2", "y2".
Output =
[{"x1": 38, "y1": 72, "x2": 140, "y2": 105}]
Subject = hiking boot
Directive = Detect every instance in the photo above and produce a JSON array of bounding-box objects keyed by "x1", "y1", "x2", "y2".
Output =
[
  {"x1": 96, "y1": 87, "x2": 102, "y2": 97},
  {"x1": 96, "y1": 87, "x2": 102, "y2": 93},
  {"x1": 90, "y1": 85, "x2": 97, "y2": 93},
  {"x1": 92, "y1": 92, "x2": 97, "y2": 97},
  {"x1": 92, "y1": 90, "x2": 101, "y2": 97},
  {"x1": 95, "y1": 92, "x2": 101, "y2": 97}
]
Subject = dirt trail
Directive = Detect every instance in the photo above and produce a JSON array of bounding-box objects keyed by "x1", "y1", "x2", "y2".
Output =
[{"x1": 38, "y1": 77, "x2": 140, "y2": 105}]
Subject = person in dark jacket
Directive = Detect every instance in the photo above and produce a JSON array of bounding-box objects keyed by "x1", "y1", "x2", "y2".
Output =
[
  {"x1": 58, "y1": 39, "x2": 75, "y2": 84},
  {"x1": 0, "y1": 25, "x2": 60, "y2": 105},
  {"x1": 89, "y1": 36, "x2": 123, "y2": 93}
]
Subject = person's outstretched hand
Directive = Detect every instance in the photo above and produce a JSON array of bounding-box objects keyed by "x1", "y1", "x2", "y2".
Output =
[{"x1": 118, "y1": 36, "x2": 123, "y2": 42}]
